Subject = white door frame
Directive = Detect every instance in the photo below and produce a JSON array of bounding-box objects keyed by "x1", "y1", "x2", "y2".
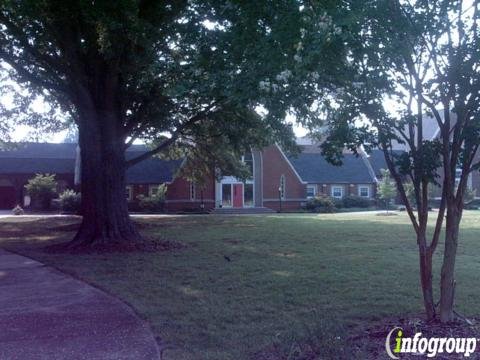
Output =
[{"x1": 218, "y1": 177, "x2": 255, "y2": 208}]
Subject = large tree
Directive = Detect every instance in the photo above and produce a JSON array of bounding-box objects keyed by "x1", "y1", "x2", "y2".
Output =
[
  {"x1": 319, "y1": 0, "x2": 480, "y2": 323},
  {"x1": 0, "y1": 1, "x2": 341, "y2": 248}
]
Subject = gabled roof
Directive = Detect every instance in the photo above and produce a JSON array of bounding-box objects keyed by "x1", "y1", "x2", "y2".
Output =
[
  {"x1": 0, "y1": 157, "x2": 75, "y2": 174},
  {"x1": 391, "y1": 112, "x2": 454, "y2": 151},
  {"x1": 0, "y1": 142, "x2": 182, "y2": 183},
  {"x1": 126, "y1": 157, "x2": 182, "y2": 184},
  {"x1": 364, "y1": 149, "x2": 388, "y2": 177},
  {"x1": 288, "y1": 150, "x2": 376, "y2": 184},
  {"x1": 366, "y1": 149, "x2": 406, "y2": 177},
  {"x1": 0, "y1": 143, "x2": 77, "y2": 159}
]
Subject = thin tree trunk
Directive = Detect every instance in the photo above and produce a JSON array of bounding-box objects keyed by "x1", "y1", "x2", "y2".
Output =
[
  {"x1": 66, "y1": 110, "x2": 142, "y2": 249},
  {"x1": 418, "y1": 234, "x2": 436, "y2": 321},
  {"x1": 439, "y1": 207, "x2": 461, "y2": 322}
]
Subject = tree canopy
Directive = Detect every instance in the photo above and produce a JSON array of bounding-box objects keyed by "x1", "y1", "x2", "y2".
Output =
[
  {"x1": 0, "y1": 1, "x2": 346, "y2": 247},
  {"x1": 315, "y1": 0, "x2": 480, "y2": 323}
]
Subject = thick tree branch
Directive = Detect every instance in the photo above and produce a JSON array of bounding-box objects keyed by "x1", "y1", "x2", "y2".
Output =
[
  {"x1": 0, "y1": 13, "x2": 66, "y2": 76},
  {"x1": 126, "y1": 112, "x2": 207, "y2": 167},
  {"x1": 0, "y1": 49, "x2": 70, "y2": 96}
]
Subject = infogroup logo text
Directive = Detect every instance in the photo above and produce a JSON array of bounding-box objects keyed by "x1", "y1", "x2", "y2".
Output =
[{"x1": 385, "y1": 327, "x2": 477, "y2": 358}]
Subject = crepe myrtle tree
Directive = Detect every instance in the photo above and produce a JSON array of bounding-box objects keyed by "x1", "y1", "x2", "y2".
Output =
[
  {"x1": 0, "y1": 1, "x2": 344, "y2": 249},
  {"x1": 377, "y1": 169, "x2": 396, "y2": 213},
  {"x1": 319, "y1": 0, "x2": 480, "y2": 322}
]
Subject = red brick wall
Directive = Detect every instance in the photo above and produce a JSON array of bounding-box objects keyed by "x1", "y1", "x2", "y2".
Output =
[
  {"x1": 311, "y1": 183, "x2": 376, "y2": 199},
  {"x1": 165, "y1": 173, "x2": 216, "y2": 212},
  {"x1": 127, "y1": 173, "x2": 216, "y2": 212},
  {"x1": 0, "y1": 173, "x2": 75, "y2": 208},
  {"x1": 262, "y1": 145, "x2": 306, "y2": 210}
]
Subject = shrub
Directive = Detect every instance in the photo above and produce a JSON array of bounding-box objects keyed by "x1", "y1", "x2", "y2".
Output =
[
  {"x1": 333, "y1": 198, "x2": 344, "y2": 209},
  {"x1": 12, "y1": 205, "x2": 24, "y2": 215},
  {"x1": 136, "y1": 184, "x2": 167, "y2": 213},
  {"x1": 377, "y1": 169, "x2": 397, "y2": 212},
  {"x1": 59, "y1": 190, "x2": 81, "y2": 214},
  {"x1": 305, "y1": 195, "x2": 337, "y2": 213},
  {"x1": 24, "y1": 173, "x2": 57, "y2": 210},
  {"x1": 342, "y1": 195, "x2": 373, "y2": 208}
]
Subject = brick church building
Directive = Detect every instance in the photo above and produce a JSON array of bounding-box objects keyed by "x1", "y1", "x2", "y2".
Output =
[{"x1": 0, "y1": 140, "x2": 387, "y2": 212}]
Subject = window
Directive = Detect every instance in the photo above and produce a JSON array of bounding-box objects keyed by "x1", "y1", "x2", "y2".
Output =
[
  {"x1": 358, "y1": 185, "x2": 370, "y2": 198},
  {"x1": 242, "y1": 153, "x2": 254, "y2": 177},
  {"x1": 190, "y1": 182, "x2": 196, "y2": 200},
  {"x1": 149, "y1": 185, "x2": 159, "y2": 197},
  {"x1": 455, "y1": 168, "x2": 462, "y2": 188},
  {"x1": 244, "y1": 183, "x2": 254, "y2": 207},
  {"x1": 222, "y1": 184, "x2": 232, "y2": 207},
  {"x1": 331, "y1": 186, "x2": 344, "y2": 199},
  {"x1": 279, "y1": 175, "x2": 286, "y2": 199},
  {"x1": 125, "y1": 186, "x2": 133, "y2": 201},
  {"x1": 306, "y1": 185, "x2": 316, "y2": 198}
]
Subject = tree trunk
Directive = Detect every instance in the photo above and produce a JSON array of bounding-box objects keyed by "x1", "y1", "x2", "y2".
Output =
[
  {"x1": 67, "y1": 109, "x2": 142, "y2": 249},
  {"x1": 439, "y1": 207, "x2": 461, "y2": 322},
  {"x1": 418, "y1": 235, "x2": 436, "y2": 321}
]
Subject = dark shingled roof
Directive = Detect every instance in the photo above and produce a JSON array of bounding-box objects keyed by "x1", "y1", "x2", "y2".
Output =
[
  {"x1": 288, "y1": 152, "x2": 375, "y2": 184},
  {"x1": 0, "y1": 157, "x2": 75, "y2": 174},
  {"x1": 366, "y1": 149, "x2": 405, "y2": 177},
  {"x1": 0, "y1": 143, "x2": 77, "y2": 159},
  {"x1": 366, "y1": 149, "x2": 388, "y2": 177},
  {"x1": 0, "y1": 143, "x2": 182, "y2": 183},
  {"x1": 126, "y1": 153, "x2": 183, "y2": 184}
]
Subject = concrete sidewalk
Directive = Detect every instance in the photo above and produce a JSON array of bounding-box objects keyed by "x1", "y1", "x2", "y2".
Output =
[{"x1": 0, "y1": 249, "x2": 160, "y2": 360}]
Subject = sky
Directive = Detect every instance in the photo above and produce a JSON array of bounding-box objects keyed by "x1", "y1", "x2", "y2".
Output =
[
  {"x1": 7, "y1": 102, "x2": 309, "y2": 143},
  {"x1": 10, "y1": 122, "x2": 309, "y2": 143}
]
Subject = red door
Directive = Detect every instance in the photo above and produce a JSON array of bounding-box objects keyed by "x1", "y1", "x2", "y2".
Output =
[
  {"x1": 0, "y1": 186, "x2": 16, "y2": 209},
  {"x1": 232, "y1": 183, "x2": 243, "y2": 208}
]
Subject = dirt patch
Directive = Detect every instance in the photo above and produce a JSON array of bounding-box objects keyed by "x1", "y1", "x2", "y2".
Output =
[{"x1": 223, "y1": 238, "x2": 242, "y2": 245}]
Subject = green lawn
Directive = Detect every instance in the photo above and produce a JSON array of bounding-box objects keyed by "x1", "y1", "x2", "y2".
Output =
[{"x1": 2, "y1": 212, "x2": 480, "y2": 359}]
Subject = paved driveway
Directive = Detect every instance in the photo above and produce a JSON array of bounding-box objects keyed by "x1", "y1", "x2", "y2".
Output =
[{"x1": 0, "y1": 249, "x2": 160, "y2": 359}]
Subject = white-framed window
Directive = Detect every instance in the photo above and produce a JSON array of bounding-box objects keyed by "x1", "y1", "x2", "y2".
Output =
[
  {"x1": 149, "y1": 185, "x2": 159, "y2": 197},
  {"x1": 331, "y1": 185, "x2": 344, "y2": 199},
  {"x1": 358, "y1": 185, "x2": 370, "y2": 198},
  {"x1": 190, "y1": 182, "x2": 196, "y2": 200},
  {"x1": 126, "y1": 185, "x2": 133, "y2": 201},
  {"x1": 306, "y1": 185, "x2": 316, "y2": 198},
  {"x1": 279, "y1": 175, "x2": 286, "y2": 200},
  {"x1": 242, "y1": 152, "x2": 254, "y2": 177}
]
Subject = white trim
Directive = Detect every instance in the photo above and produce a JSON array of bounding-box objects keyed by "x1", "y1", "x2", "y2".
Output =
[
  {"x1": 260, "y1": 150, "x2": 264, "y2": 207},
  {"x1": 250, "y1": 150, "x2": 256, "y2": 207},
  {"x1": 243, "y1": 182, "x2": 255, "y2": 208},
  {"x1": 149, "y1": 184, "x2": 160, "y2": 197},
  {"x1": 275, "y1": 144, "x2": 308, "y2": 184},
  {"x1": 331, "y1": 185, "x2": 344, "y2": 199},
  {"x1": 279, "y1": 174, "x2": 286, "y2": 200},
  {"x1": 126, "y1": 185, "x2": 133, "y2": 201},
  {"x1": 219, "y1": 176, "x2": 254, "y2": 184},
  {"x1": 190, "y1": 182, "x2": 196, "y2": 200},
  {"x1": 358, "y1": 184, "x2": 371, "y2": 198},
  {"x1": 220, "y1": 183, "x2": 233, "y2": 208},
  {"x1": 306, "y1": 185, "x2": 316, "y2": 198}
]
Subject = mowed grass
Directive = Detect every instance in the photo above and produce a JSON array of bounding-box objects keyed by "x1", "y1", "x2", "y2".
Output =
[{"x1": 2, "y1": 212, "x2": 480, "y2": 359}]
